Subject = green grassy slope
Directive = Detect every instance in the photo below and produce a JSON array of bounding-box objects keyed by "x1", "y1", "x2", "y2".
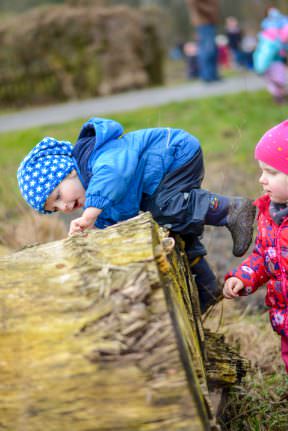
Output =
[{"x1": 1, "y1": 89, "x2": 287, "y2": 217}]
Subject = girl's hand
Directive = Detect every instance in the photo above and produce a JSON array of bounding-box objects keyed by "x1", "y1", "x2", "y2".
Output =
[
  {"x1": 69, "y1": 207, "x2": 102, "y2": 236},
  {"x1": 223, "y1": 277, "x2": 244, "y2": 299}
]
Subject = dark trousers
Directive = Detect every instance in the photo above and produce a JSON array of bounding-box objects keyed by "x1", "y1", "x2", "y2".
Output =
[
  {"x1": 140, "y1": 148, "x2": 209, "y2": 239},
  {"x1": 197, "y1": 24, "x2": 219, "y2": 82},
  {"x1": 140, "y1": 150, "x2": 220, "y2": 312}
]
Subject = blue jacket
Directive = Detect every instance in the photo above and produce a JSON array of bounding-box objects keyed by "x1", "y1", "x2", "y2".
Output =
[{"x1": 72, "y1": 118, "x2": 200, "y2": 229}]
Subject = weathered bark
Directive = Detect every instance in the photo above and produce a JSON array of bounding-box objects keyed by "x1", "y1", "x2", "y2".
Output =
[{"x1": 0, "y1": 212, "x2": 248, "y2": 431}]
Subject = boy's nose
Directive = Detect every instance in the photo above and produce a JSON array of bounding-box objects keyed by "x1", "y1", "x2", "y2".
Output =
[
  {"x1": 63, "y1": 203, "x2": 73, "y2": 213},
  {"x1": 58, "y1": 202, "x2": 71, "y2": 213}
]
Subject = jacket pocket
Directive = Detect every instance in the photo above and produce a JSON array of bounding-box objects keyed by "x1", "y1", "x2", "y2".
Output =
[
  {"x1": 269, "y1": 308, "x2": 287, "y2": 335},
  {"x1": 142, "y1": 153, "x2": 164, "y2": 195},
  {"x1": 264, "y1": 247, "x2": 280, "y2": 275}
]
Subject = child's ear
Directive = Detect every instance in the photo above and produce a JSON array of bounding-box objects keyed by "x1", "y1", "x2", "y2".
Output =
[{"x1": 69, "y1": 169, "x2": 77, "y2": 178}]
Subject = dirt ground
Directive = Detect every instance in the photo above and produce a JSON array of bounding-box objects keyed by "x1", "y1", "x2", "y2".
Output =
[
  {"x1": 202, "y1": 158, "x2": 282, "y2": 379},
  {"x1": 203, "y1": 157, "x2": 266, "y2": 312}
]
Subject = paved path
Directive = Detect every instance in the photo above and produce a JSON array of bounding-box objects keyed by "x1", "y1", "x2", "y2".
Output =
[{"x1": 0, "y1": 73, "x2": 265, "y2": 133}]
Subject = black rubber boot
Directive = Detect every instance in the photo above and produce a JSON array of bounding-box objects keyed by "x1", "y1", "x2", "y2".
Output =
[
  {"x1": 190, "y1": 256, "x2": 222, "y2": 314},
  {"x1": 226, "y1": 197, "x2": 256, "y2": 257}
]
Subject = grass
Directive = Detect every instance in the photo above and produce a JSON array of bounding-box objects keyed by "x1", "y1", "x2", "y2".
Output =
[
  {"x1": 1, "y1": 88, "x2": 288, "y2": 428},
  {"x1": 1, "y1": 89, "x2": 287, "y2": 218},
  {"x1": 220, "y1": 371, "x2": 288, "y2": 431},
  {"x1": 206, "y1": 301, "x2": 288, "y2": 431}
]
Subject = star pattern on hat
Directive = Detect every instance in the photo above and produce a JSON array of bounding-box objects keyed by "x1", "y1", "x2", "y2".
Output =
[{"x1": 17, "y1": 137, "x2": 75, "y2": 214}]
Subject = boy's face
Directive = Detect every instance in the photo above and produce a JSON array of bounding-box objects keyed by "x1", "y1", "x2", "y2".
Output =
[
  {"x1": 45, "y1": 171, "x2": 85, "y2": 213},
  {"x1": 258, "y1": 161, "x2": 288, "y2": 203}
]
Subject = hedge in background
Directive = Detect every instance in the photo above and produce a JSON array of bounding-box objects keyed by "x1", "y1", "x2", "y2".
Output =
[{"x1": 0, "y1": 3, "x2": 164, "y2": 106}]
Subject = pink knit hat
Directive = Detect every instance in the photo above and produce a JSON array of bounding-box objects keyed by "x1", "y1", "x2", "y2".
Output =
[{"x1": 255, "y1": 119, "x2": 288, "y2": 175}]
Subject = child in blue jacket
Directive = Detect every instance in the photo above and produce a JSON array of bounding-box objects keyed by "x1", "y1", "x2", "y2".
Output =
[{"x1": 17, "y1": 117, "x2": 255, "y2": 312}]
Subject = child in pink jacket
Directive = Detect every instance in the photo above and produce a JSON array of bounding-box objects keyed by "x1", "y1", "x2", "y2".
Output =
[{"x1": 223, "y1": 119, "x2": 288, "y2": 372}]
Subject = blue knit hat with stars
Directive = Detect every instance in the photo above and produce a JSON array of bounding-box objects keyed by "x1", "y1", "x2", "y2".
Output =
[{"x1": 17, "y1": 137, "x2": 75, "y2": 214}]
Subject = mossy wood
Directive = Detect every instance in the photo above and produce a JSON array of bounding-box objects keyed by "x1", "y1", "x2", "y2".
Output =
[{"x1": 0, "y1": 213, "x2": 248, "y2": 431}]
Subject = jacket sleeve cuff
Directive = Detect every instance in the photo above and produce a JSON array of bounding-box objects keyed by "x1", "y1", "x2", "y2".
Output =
[
  {"x1": 225, "y1": 268, "x2": 258, "y2": 296},
  {"x1": 84, "y1": 194, "x2": 112, "y2": 210}
]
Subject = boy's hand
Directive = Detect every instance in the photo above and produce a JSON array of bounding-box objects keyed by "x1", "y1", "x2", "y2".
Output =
[
  {"x1": 69, "y1": 207, "x2": 102, "y2": 236},
  {"x1": 223, "y1": 277, "x2": 244, "y2": 299}
]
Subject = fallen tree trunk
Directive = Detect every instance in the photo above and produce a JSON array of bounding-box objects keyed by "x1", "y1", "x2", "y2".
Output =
[{"x1": 0, "y1": 212, "x2": 248, "y2": 431}]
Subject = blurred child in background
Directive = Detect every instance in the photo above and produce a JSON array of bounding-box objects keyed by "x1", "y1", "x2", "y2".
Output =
[
  {"x1": 253, "y1": 8, "x2": 288, "y2": 104},
  {"x1": 183, "y1": 41, "x2": 199, "y2": 79}
]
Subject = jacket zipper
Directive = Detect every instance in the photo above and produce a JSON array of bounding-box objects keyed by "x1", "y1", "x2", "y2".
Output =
[{"x1": 275, "y1": 222, "x2": 288, "y2": 306}]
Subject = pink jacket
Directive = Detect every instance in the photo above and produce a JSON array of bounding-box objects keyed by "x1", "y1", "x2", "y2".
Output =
[{"x1": 225, "y1": 194, "x2": 288, "y2": 337}]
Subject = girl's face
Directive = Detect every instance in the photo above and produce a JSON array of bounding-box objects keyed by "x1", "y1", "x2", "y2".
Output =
[
  {"x1": 45, "y1": 170, "x2": 85, "y2": 213},
  {"x1": 258, "y1": 161, "x2": 288, "y2": 203}
]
